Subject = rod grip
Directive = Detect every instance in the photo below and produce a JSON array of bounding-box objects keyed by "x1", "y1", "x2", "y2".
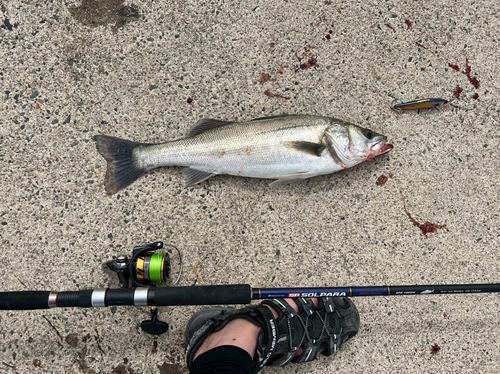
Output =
[
  {"x1": 0, "y1": 291, "x2": 51, "y2": 310},
  {"x1": 152, "y1": 284, "x2": 252, "y2": 306}
]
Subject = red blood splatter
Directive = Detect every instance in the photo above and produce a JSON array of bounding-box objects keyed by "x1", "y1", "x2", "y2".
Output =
[
  {"x1": 402, "y1": 200, "x2": 448, "y2": 238},
  {"x1": 187, "y1": 97, "x2": 193, "y2": 104},
  {"x1": 270, "y1": 43, "x2": 275, "y2": 48},
  {"x1": 366, "y1": 116, "x2": 370, "y2": 121},
  {"x1": 325, "y1": 34, "x2": 331, "y2": 40},
  {"x1": 415, "y1": 42, "x2": 433, "y2": 54},
  {"x1": 340, "y1": 217, "x2": 345, "y2": 220},
  {"x1": 300, "y1": 56, "x2": 318, "y2": 70},
  {"x1": 264, "y1": 90, "x2": 290, "y2": 100},
  {"x1": 385, "y1": 23, "x2": 395, "y2": 31},
  {"x1": 473, "y1": 93, "x2": 479, "y2": 100},
  {"x1": 329, "y1": 30, "x2": 333, "y2": 34},
  {"x1": 448, "y1": 59, "x2": 480, "y2": 89},
  {"x1": 405, "y1": 19, "x2": 412, "y2": 30},
  {"x1": 453, "y1": 86, "x2": 464, "y2": 99},
  {"x1": 326, "y1": 1, "x2": 332, "y2": 4},
  {"x1": 259, "y1": 73, "x2": 276, "y2": 84},
  {"x1": 464, "y1": 59, "x2": 480, "y2": 89},
  {"x1": 403, "y1": 137, "x2": 407, "y2": 141},
  {"x1": 430, "y1": 344, "x2": 441, "y2": 354},
  {"x1": 443, "y1": 313, "x2": 448, "y2": 318},
  {"x1": 376, "y1": 175, "x2": 389, "y2": 187}
]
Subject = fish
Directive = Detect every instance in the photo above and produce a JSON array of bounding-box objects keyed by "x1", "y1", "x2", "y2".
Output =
[
  {"x1": 94, "y1": 114, "x2": 393, "y2": 194},
  {"x1": 392, "y1": 98, "x2": 448, "y2": 111},
  {"x1": 420, "y1": 289, "x2": 435, "y2": 295}
]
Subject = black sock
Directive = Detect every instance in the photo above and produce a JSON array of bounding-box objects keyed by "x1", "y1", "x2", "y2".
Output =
[{"x1": 189, "y1": 345, "x2": 253, "y2": 374}]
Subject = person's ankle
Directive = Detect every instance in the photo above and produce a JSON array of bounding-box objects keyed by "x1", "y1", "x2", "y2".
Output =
[
  {"x1": 192, "y1": 317, "x2": 261, "y2": 360},
  {"x1": 192, "y1": 298, "x2": 319, "y2": 361}
]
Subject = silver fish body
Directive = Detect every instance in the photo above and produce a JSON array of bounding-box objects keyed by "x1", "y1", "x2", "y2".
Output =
[{"x1": 95, "y1": 114, "x2": 393, "y2": 194}]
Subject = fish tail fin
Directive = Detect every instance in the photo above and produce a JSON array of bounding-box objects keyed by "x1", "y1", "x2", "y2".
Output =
[{"x1": 94, "y1": 135, "x2": 148, "y2": 195}]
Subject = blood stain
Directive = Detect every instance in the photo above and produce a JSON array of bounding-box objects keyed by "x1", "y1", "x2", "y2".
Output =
[
  {"x1": 430, "y1": 344, "x2": 441, "y2": 354},
  {"x1": 385, "y1": 23, "x2": 395, "y2": 31},
  {"x1": 473, "y1": 93, "x2": 479, "y2": 100},
  {"x1": 325, "y1": 34, "x2": 331, "y2": 40},
  {"x1": 259, "y1": 73, "x2": 275, "y2": 84},
  {"x1": 415, "y1": 42, "x2": 433, "y2": 54},
  {"x1": 464, "y1": 58, "x2": 480, "y2": 89},
  {"x1": 447, "y1": 59, "x2": 480, "y2": 89},
  {"x1": 300, "y1": 56, "x2": 318, "y2": 70},
  {"x1": 187, "y1": 97, "x2": 193, "y2": 104},
  {"x1": 376, "y1": 175, "x2": 389, "y2": 187},
  {"x1": 443, "y1": 313, "x2": 448, "y2": 318},
  {"x1": 402, "y1": 199, "x2": 448, "y2": 238},
  {"x1": 453, "y1": 86, "x2": 464, "y2": 99},
  {"x1": 405, "y1": 19, "x2": 412, "y2": 30},
  {"x1": 264, "y1": 90, "x2": 290, "y2": 100}
]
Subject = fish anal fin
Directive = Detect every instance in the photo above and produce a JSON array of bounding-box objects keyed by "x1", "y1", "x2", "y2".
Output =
[
  {"x1": 284, "y1": 141, "x2": 325, "y2": 156},
  {"x1": 182, "y1": 168, "x2": 216, "y2": 187},
  {"x1": 187, "y1": 119, "x2": 234, "y2": 137}
]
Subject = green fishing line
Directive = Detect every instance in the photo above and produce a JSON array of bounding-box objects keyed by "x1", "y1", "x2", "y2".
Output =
[{"x1": 149, "y1": 253, "x2": 165, "y2": 283}]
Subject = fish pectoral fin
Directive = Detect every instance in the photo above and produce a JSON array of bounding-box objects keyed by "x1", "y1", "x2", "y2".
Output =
[
  {"x1": 269, "y1": 172, "x2": 311, "y2": 187},
  {"x1": 187, "y1": 119, "x2": 234, "y2": 137},
  {"x1": 182, "y1": 168, "x2": 216, "y2": 187},
  {"x1": 284, "y1": 141, "x2": 325, "y2": 157}
]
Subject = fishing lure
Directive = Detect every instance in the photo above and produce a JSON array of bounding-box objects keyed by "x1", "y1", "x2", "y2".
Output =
[{"x1": 393, "y1": 98, "x2": 448, "y2": 111}]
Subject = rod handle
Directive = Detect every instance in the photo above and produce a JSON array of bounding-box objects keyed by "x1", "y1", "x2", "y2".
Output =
[
  {"x1": 152, "y1": 284, "x2": 252, "y2": 306},
  {"x1": 0, "y1": 291, "x2": 51, "y2": 310}
]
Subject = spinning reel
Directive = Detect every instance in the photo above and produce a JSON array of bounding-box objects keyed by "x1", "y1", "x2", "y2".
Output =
[{"x1": 104, "y1": 241, "x2": 183, "y2": 334}]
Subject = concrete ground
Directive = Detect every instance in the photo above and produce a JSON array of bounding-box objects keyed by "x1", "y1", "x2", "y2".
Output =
[{"x1": 1, "y1": 0, "x2": 500, "y2": 373}]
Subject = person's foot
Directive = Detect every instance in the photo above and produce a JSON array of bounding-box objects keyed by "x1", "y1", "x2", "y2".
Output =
[
  {"x1": 185, "y1": 296, "x2": 360, "y2": 373},
  {"x1": 192, "y1": 298, "x2": 318, "y2": 360}
]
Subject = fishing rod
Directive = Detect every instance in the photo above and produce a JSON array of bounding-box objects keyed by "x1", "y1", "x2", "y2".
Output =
[{"x1": 1, "y1": 241, "x2": 499, "y2": 335}]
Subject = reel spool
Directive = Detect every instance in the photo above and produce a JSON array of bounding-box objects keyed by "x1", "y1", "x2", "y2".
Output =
[{"x1": 105, "y1": 241, "x2": 182, "y2": 288}]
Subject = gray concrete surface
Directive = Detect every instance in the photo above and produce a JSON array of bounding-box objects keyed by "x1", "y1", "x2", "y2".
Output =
[{"x1": 1, "y1": 0, "x2": 500, "y2": 373}]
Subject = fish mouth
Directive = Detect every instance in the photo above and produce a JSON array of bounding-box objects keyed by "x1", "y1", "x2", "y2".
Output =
[{"x1": 369, "y1": 137, "x2": 393, "y2": 158}]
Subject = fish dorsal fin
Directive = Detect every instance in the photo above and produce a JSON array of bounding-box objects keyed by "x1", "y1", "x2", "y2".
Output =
[
  {"x1": 250, "y1": 114, "x2": 291, "y2": 122},
  {"x1": 284, "y1": 141, "x2": 325, "y2": 157},
  {"x1": 187, "y1": 119, "x2": 234, "y2": 137}
]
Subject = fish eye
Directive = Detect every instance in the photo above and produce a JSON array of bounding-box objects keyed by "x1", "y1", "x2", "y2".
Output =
[{"x1": 363, "y1": 129, "x2": 373, "y2": 139}]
